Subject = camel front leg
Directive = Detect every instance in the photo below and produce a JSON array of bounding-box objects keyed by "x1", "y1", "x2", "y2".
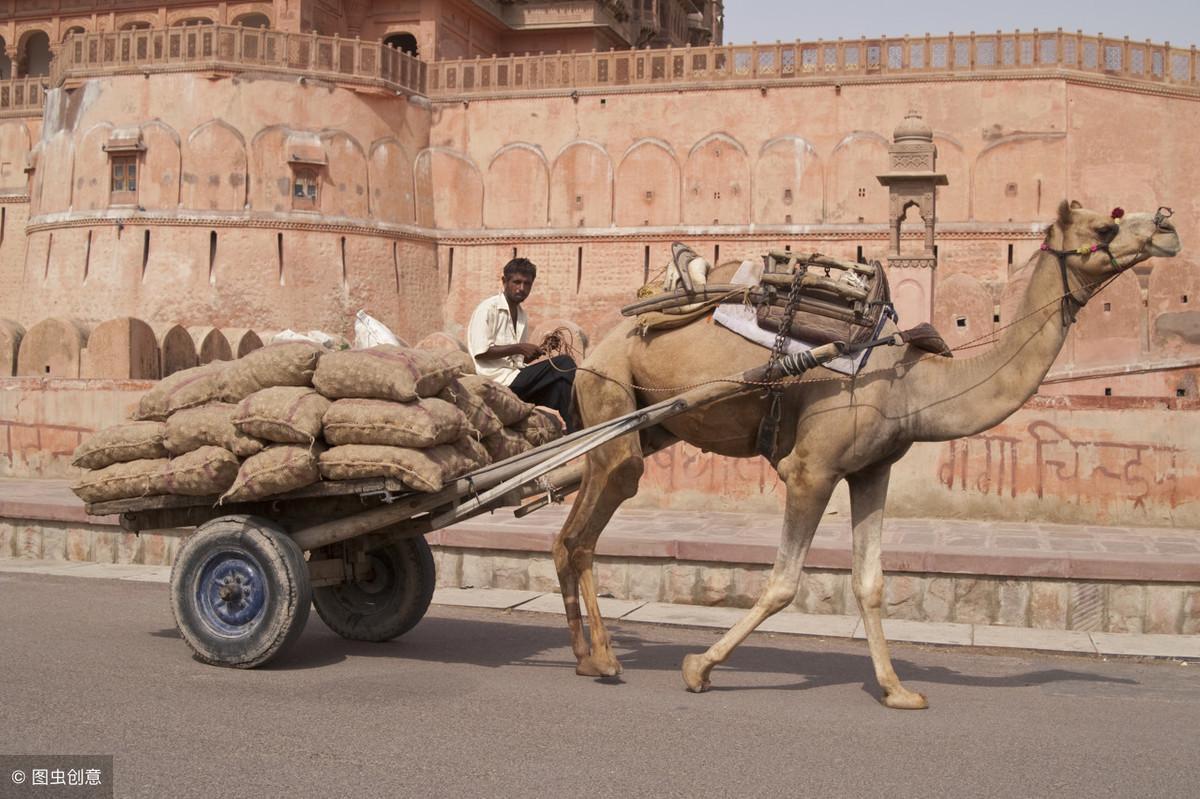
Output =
[
  {"x1": 682, "y1": 464, "x2": 836, "y2": 692},
  {"x1": 848, "y1": 463, "x2": 928, "y2": 710}
]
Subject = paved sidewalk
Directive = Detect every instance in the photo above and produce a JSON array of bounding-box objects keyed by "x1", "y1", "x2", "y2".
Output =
[
  {"x1": 4, "y1": 478, "x2": 1200, "y2": 582},
  {"x1": 3, "y1": 557, "x2": 1198, "y2": 660}
]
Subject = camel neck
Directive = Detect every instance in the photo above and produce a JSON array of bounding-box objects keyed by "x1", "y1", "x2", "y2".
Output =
[{"x1": 904, "y1": 251, "x2": 1071, "y2": 442}]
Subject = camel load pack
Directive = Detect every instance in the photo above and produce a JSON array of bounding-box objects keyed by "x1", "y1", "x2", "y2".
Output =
[{"x1": 70, "y1": 341, "x2": 563, "y2": 504}]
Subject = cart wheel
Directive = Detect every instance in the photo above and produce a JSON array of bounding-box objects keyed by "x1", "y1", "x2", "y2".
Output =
[
  {"x1": 170, "y1": 515, "x2": 311, "y2": 669},
  {"x1": 312, "y1": 535, "x2": 436, "y2": 643}
]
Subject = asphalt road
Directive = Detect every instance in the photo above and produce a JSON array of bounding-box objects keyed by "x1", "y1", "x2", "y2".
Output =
[{"x1": 1, "y1": 571, "x2": 1197, "y2": 799}]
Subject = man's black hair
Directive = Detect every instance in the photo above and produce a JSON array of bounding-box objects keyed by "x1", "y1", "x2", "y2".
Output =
[{"x1": 503, "y1": 257, "x2": 537, "y2": 280}]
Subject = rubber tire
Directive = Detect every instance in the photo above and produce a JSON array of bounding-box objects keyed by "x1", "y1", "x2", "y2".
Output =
[
  {"x1": 170, "y1": 515, "x2": 312, "y2": 669},
  {"x1": 312, "y1": 535, "x2": 436, "y2": 643}
]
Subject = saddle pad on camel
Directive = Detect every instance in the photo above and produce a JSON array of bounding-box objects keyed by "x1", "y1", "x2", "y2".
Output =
[{"x1": 713, "y1": 260, "x2": 890, "y2": 376}]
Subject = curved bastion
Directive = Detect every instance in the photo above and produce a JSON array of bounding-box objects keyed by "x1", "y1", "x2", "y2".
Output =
[{"x1": 14, "y1": 66, "x2": 438, "y2": 342}]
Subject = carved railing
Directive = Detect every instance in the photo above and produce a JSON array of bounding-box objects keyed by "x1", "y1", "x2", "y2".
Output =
[
  {"x1": 0, "y1": 77, "x2": 48, "y2": 118},
  {"x1": 50, "y1": 25, "x2": 426, "y2": 96},
  {"x1": 427, "y1": 30, "x2": 1200, "y2": 96}
]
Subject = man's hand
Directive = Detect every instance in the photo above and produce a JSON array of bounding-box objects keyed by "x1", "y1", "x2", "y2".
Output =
[{"x1": 480, "y1": 342, "x2": 542, "y2": 360}]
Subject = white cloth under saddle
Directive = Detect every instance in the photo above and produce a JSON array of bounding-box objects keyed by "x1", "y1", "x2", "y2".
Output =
[{"x1": 712, "y1": 260, "x2": 885, "y2": 376}]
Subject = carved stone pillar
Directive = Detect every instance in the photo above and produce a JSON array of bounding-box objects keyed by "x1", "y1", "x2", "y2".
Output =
[{"x1": 876, "y1": 111, "x2": 948, "y2": 325}]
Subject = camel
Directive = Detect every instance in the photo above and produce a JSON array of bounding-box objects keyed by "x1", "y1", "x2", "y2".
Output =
[{"x1": 551, "y1": 201, "x2": 1181, "y2": 708}]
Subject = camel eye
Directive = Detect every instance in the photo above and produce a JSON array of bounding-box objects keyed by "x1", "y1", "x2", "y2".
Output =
[{"x1": 1096, "y1": 225, "x2": 1118, "y2": 240}]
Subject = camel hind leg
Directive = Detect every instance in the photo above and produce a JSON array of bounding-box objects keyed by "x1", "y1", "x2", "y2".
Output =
[
  {"x1": 847, "y1": 463, "x2": 928, "y2": 710},
  {"x1": 552, "y1": 363, "x2": 644, "y2": 677}
]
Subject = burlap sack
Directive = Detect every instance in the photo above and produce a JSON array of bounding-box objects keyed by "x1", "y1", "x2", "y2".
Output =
[
  {"x1": 312, "y1": 346, "x2": 458, "y2": 402},
  {"x1": 514, "y1": 408, "x2": 565, "y2": 448},
  {"x1": 438, "y1": 379, "x2": 503, "y2": 437},
  {"x1": 163, "y1": 403, "x2": 264, "y2": 458},
  {"x1": 459, "y1": 375, "x2": 533, "y2": 426},
  {"x1": 452, "y1": 435, "x2": 491, "y2": 471},
  {"x1": 234, "y1": 387, "x2": 331, "y2": 444},
  {"x1": 72, "y1": 421, "x2": 168, "y2": 469},
  {"x1": 322, "y1": 397, "x2": 467, "y2": 448},
  {"x1": 134, "y1": 361, "x2": 226, "y2": 421},
  {"x1": 161, "y1": 446, "x2": 240, "y2": 496},
  {"x1": 71, "y1": 458, "x2": 168, "y2": 503},
  {"x1": 221, "y1": 444, "x2": 322, "y2": 504},
  {"x1": 415, "y1": 331, "x2": 474, "y2": 373},
  {"x1": 319, "y1": 444, "x2": 454, "y2": 493},
  {"x1": 219, "y1": 341, "x2": 323, "y2": 403},
  {"x1": 482, "y1": 427, "x2": 533, "y2": 463}
]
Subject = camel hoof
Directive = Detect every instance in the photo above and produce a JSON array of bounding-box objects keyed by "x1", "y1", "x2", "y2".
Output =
[
  {"x1": 681, "y1": 654, "x2": 712, "y2": 693},
  {"x1": 576, "y1": 652, "x2": 622, "y2": 678},
  {"x1": 883, "y1": 688, "x2": 929, "y2": 710}
]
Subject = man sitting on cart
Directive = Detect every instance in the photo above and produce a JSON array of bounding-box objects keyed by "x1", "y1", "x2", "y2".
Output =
[{"x1": 467, "y1": 257, "x2": 580, "y2": 433}]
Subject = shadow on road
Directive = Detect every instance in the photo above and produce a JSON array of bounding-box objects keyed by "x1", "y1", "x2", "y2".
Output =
[{"x1": 258, "y1": 612, "x2": 1139, "y2": 699}]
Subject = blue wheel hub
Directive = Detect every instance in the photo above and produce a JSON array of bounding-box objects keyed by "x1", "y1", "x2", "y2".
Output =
[{"x1": 195, "y1": 549, "x2": 269, "y2": 638}]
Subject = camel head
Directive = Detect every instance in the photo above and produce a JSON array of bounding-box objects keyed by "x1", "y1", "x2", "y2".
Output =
[{"x1": 1044, "y1": 201, "x2": 1181, "y2": 299}]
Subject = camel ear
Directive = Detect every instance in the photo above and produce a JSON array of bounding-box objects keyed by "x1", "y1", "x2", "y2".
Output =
[
  {"x1": 1069, "y1": 200, "x2": 1083, "y2": 210},
  {"x1": 1057, "y1": 200, "x2": 1073, "y2": 227}
]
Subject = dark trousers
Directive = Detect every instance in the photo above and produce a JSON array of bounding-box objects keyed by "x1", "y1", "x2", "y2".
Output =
[{"x1": 510, "y1": 355, "x2": 580, "y2": 433}]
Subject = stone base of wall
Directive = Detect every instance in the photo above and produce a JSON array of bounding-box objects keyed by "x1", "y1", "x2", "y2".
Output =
[{"x1": 6, "y1": 518, "x2": 1195, "y2": 635}]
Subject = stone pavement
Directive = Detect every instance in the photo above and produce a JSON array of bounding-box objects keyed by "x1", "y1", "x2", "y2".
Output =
[{"x1": 2, "y1": 557, "x2": 1198, "y2": 660}]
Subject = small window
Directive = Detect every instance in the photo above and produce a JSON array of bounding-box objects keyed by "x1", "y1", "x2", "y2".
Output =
[
  {"x1": 110, "y1": 155, "x2": 138, "y2": 204},
  {"x1": 292, "y1": 168, "x2": 318, "y2": 210}
]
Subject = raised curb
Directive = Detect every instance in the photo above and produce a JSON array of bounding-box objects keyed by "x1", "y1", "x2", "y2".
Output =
[{"x1": 6, "y1": 558, "x2": 1194, "y2": 661}]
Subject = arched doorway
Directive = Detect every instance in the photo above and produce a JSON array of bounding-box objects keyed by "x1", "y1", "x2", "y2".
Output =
[
  {"x1": 384, "y1": 32, "x2": 418, "y2": 57},
  {"x1": 0, "y1": 36, "x2": 11, "y2": 80},
  {"x1": 19, "y1": 31, "x2": 52, "y2": 77},
  {"x1": 232, "y1": 13, "x2": 271, "y2": 29}
]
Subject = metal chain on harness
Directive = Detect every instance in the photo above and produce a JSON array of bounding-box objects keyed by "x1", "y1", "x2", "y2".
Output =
[{"x1": 757, "y1": 254, "x2": 816, "y2": 462}]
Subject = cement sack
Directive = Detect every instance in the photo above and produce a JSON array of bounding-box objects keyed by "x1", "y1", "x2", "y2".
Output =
[
  {"x1": 459, "y1": 375, "x2": 533, "y2": 426},
  {"x1": 438, "y1": 379, "x2": 503, "y2": 437},
  {"x1": 482, "y1": 427, "x2": 533, "y2": 463},
  {"x1": 313, "y1": 346, "x2": 458, "y2": 402},
  {"x1": 161, "y1": 446, "x2": 240, "y2": 496},
  {"x1": 219, "y1": 341, "x2": 323, "y2": 402},
  {"x1": 221, "y1": 444, "x2": 322, "y2": 504},
  {"x1": 514, "y1": 408, "x2": 564, "y2": 447},
  {"x1": 234, "y1": 387, "x2": 331, "y2": 444},
  {"x1": 72, "y1": 458, "x2": 168, "y2": 504},
  {"x1": 163, "y1": 403, "x2": 264, "y2": 458},
  {"x1": 322, "y1": 397, "x2": 467, "y2": 448},
  {"x1": 354, "y1": 310, "x2": 402, "y2": 349},
  {"x1": 134, "y1": 361, "x2": 226, "y2": 421},
  {"x1": 319, "y1": 444, "x2": 457, "y2": 493},
  {"x1": 72, "y1": 421, "x2": 168, "y2": 469}
]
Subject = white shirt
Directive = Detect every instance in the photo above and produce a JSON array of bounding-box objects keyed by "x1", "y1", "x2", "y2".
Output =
[{"x1": 467, "y1": 293, "x2": 528, "y2": 386}]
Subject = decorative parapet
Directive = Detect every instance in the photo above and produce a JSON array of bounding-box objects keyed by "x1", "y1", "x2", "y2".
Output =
[
  {"x1": 50, "y1": 25, "x2": 427, "y2": 97},
  {"x1": 427, "y1": 29, "x2": 1200, "y2": 97},
  {"x1": 0, "y1": 78, "x2": 48, "y2": 119}
]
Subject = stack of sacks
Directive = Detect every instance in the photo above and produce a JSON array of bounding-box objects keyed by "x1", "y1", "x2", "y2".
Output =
[
  {"x1": 314, "y1": 345, "x2": 491, "y2": 493},
  {"x1": 71, "y1": 341, "x2": 568, "y2": 507},
  {"x1": 71, "y1": 342, "x2": 324, "y2": 504}
]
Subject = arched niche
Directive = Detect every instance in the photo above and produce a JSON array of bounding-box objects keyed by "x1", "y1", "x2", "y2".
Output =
[
  {"x1": 614, "y1": 139, "x2": 679, "y2": 227},
  {"x1": 232, "y1": 13, "x2": 271, "y2": 29},
  {"x1": 248, "y1": 126, "x2": 293, "y2": 212},
  {"x1": 890, "y1": 277, "x2": 928, "y2": 334},
  {"x1": 485, "y1": 144, "x2": 549, "y2": 229},
  {"x1": 384, "y1": 32, "x2": 418, "y2": 57},
  {"x1": 683, "y1": 133, "x2": 750, "y2": 226},
  {"x1": 17, "y1": 318, "x2": 88, "y2": 377},
  {"x1": 414, "y1": 148, "x2": 483, "y2": 229},
  {"x1": 18, "y1": 30, "x2": 51, "y2": 77},
  {"x1": 826, "y1": 131, "x2": 890, "y2": 224},
  {"x1": 81, "y1": 317, "x2": 159, "y2": 379},
  {"x1": 183, "y1": 120, "x2": 248, "y2": 211},
  {"x1": 972, "y1": 135, "x2": 1067, "y2": 222},
  {"x1": 189, "y1": 326, "x2": 232, "y2": 364},
  {"x1": 368, "y1": 137, "x2": 415, "y2": 224},
  {"x1": 74, "y1": 123, "x2": 113, "y2": 212},
  {"x1": 755, "y1": 136, "x2": 822, "y2": 225},
  {"x1": 319, "y1": 130, "x2": 369, "y2": 219},
  {"x1": 140, "y1": 121, "x2": 182, "y2": 210},
  {"x1": 153, "y1": 323, "x2": 198, "y2": 377},
  {"x1": 549, "y1": 141, "x2": 612, "y2": 229}
]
